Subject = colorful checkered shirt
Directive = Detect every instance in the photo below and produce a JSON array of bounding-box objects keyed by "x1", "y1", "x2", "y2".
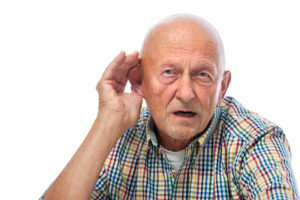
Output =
[
  {"x1": 41, "y1": 96, "x2": 299, "y2": 199},
  {"x1": 89, "y1": 97, "x2": 298, "y2": 199},
  {"x1": 88, "y1": 97, "x2": 299, "y2": 199}
]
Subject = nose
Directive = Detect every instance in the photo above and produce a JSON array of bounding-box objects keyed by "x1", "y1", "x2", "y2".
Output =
[{"x1": 175, "y1": 74, "x2": 195, "y2": 102}]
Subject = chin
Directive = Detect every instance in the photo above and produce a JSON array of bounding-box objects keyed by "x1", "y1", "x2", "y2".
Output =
[{"x1": 167, "y1": 126, "x2": 201, "y2": 141}]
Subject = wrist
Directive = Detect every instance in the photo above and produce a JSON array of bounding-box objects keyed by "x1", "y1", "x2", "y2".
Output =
[
  {"x1": 93, "y1": 111, "x2": 129, "y2": 144},
  {"x1": 97, "y1": 109, "x2": 133, "y2": 129}
]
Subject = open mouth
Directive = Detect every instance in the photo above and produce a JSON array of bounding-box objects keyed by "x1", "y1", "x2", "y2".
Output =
[{"x1": 174, "y1": 111, "x2": 196, "y2": 117}]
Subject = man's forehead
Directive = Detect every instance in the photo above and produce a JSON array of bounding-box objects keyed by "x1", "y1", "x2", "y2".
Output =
[
  {"x1": 141, "y1": 15, "x2": 223, "y2": 70},
  {"x1": 141, "y1": 14, "x2": 225, "y2": 70}
]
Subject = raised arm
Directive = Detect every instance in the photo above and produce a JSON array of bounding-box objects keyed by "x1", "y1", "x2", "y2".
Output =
[{"x1": 43, "y1": 51, "x2": 143, "y2": 200}]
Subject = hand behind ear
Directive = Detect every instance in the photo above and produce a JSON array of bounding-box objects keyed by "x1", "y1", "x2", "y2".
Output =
[
  {"x1": 128, "y1": 61, "x2": 143, "y2": 97},
  {"x1": 96, "y1": 51, "x2": 143, "y2": 131}
]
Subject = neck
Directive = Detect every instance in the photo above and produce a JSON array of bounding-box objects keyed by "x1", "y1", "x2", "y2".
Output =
[
  {"x1": 159, "y1": 136, "x2": 190, "y2": 151},
  {"x1": 155, "y1": 119, "x2": 213, "y2": 151}
]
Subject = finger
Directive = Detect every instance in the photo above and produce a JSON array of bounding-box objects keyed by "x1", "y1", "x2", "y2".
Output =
[
  {"x1": 97, "y1": 51, "x2": 126, "y2": 91},
  {"x1": 101, "y1": 51, "x2": 126, "y2": 80},
  {"x1": 111, "y1": 51, "x2": 126, "y2": 66},
  {"x1": 113, "y1": 51, "x2": 139, "y2": 76},
  {"x1": 108, "y1": 51, "x2": 139, "y2": 87}
]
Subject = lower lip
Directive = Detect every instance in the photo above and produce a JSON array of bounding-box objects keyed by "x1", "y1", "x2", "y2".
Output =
[{"x1": 172, "y1": 113, "x2": 197, "y2": 119}]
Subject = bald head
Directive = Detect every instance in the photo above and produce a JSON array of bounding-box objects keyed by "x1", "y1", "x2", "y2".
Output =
[
  {"x1": 134, "y1": 14, "x2": 231, "y2": 150},
  {"x1": 141, "y1": 14, "x2": 225, "y2": 72}
]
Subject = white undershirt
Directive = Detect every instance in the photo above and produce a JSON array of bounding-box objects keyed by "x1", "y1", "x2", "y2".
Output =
[{"x1": 161, "y1": 147, "x2": 185, "y2": 172}]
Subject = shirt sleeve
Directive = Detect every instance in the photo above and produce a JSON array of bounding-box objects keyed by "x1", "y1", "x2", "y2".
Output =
[
  {"x1": 238, "y1": 127, "x2": 299, "y2": 199},
  {"x1": 89, "y1": 167, "x2": 110, "y2": 200}
]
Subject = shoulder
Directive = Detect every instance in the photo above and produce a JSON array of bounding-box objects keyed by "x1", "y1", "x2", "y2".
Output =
[
  {"x1": 219, "y1": 96, "x2": 283, "y2": 144},
  {"x1": 219, "y1": 98, "x2": 298, "y2": 199}
]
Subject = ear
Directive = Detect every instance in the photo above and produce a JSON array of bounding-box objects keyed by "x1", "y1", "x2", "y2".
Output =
[
  {"x1": 217, "y1": 70, "x2": 231, "y2": 106},
  {"x1": 128, "y1": 64, "x2": 144, "y2": 97}
]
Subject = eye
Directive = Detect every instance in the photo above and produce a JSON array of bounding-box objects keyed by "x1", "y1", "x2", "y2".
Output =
[
  {"x1": 195, "y1": 71, "x2": 213, "y2": 85},
  {"x1": 163, "y1": 69, "x2": 174, "y2": 75},
  {"x1": 159, "y1": 68, "x2": 177, "y2": 84},
  {"x1": 198, "y1": 72, "x2": 208, "y2": 77}
]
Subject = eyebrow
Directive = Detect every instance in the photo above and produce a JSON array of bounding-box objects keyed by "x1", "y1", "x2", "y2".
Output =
[{"x1": 158, "y1": 62, "x2": 217, "y2": 75}]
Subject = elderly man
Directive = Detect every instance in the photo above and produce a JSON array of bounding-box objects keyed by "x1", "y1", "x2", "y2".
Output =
[{"x1": 41, "y1": 14, "x2": 298, "y2": 199}]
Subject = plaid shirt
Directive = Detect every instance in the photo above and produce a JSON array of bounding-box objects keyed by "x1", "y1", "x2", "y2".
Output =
[
  {"x1": 39, "y1": 97, "x2": 298, "y2": 199},
  {"x1": 39, "y1": 97, "x2": 298, "y2": 200},
  {"x1": 90, "y1": 96, "x2": 298, "y2": 199},
  {"x1": 40, "y1": 96, "x2": 298, "y2": 200}
]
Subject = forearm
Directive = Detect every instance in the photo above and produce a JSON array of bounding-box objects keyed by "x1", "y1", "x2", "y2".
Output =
[
  {"x1": 43, "y1": 50, "x2": 142, "y2": 199},
  {"x1": 44, "y1": 115, "x2": 124, "y2": 200}
]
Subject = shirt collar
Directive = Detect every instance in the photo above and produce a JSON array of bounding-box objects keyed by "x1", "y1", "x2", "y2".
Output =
[{"x1": 146, "y1": 107, "x2": 221, "y2": 149}]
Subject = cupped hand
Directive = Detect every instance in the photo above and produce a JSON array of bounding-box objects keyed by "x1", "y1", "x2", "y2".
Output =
[{"x1": 96, "y1": 51, "x2": 143, "y2": 132}]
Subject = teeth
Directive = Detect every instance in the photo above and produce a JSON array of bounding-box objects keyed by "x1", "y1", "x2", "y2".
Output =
[{"x1": 175, "y1": 111, "x2": 195, "y2": 117}]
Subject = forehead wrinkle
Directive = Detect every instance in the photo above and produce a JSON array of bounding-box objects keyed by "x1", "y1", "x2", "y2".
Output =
[
  {"x1": 158, "y1": 52, "x2": 217, "y2": 75},
  {"x1": 167, "y1": 39, "x2": 221, "y2": 73},
  {"x1": 160, "y1": 41, "x2": 218, "y2": 64}
]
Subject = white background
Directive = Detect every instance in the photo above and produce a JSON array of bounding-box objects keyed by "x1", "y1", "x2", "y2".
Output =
[{"x1": 1, "y1": 0, "x2": 299, "y2": 199}]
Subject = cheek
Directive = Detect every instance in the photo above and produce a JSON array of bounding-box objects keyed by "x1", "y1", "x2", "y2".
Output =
[
  {"x1": 142, "y1": 80, "x2": 177, "y2": 117},
  {"x1": 160, "y1": 85, "x2": 177, "y2": 105},
  {"x1": 195, "y1": 85, "x2": 220, "y2": 110},
  {"x1": 143, "y1": 74, "x2": 174, "y2": 102},
  {"x1": 142, "y1": 79, "x2": 163, "y2": 111}
]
